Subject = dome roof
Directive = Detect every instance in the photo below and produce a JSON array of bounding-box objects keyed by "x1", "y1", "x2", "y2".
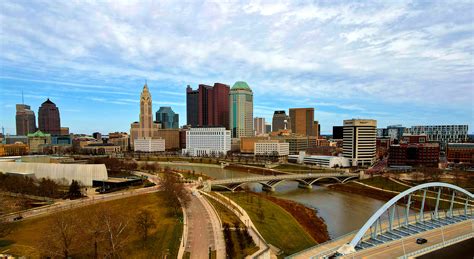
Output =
[{"x1": 232, "y1": 81, "x2": 251, "y2": 90}]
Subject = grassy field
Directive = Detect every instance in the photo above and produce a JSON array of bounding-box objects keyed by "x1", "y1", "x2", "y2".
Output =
[
  {"x1": 223, "y1": 192, "x2": 316, "y2": 256},
  {"x1": 0, "y1": 192, "x2": 183, "y2": 258}
]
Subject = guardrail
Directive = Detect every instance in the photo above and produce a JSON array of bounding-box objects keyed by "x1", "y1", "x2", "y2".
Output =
[{"x1": 398, "y1": 231, "x2": 474, "y2": 259}]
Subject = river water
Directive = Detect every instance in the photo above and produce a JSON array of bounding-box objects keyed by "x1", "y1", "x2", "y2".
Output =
[{"x1": 163, "y1": 164, "x2": 388, "y2": 238}]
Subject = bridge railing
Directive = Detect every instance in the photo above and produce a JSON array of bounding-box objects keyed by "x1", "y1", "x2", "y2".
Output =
[{"x1": 398, "y1": 231, "x2": 474, "y2": 259}]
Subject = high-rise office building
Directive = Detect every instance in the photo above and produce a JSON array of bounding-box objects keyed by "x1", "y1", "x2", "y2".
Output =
[
  {"x1": 254, "y1": 117, "x2": 266, "y2": 136},
  {"x1": 265, "y1": 123, "x2": 272, "y2": 134},
  {"x1": 130, "y1": 83, "x2": 160, "y2": 146},
  {"x1": 38, "y1": 98, "x2": 61, "y2": 135},
  {"x1": 343, "y1": 119, "x2": 377, "y2": 166},
  {"x1": 272, "y1": 111, "x2": 290, "y2": 132},
  {"x1": 289, "y1": 108, "x2": 315, "y2": 136},
  {"x1": 229, "y1": 81, "x2": 254, "y2": 138},
  {"x1": 16, "y1": 104, "x2": 36, "y2": 136},
  {"x1": 186, "y1": 85, "x2": 199, "y2": 127},
  {"x1": 156, "y1": 106, "x2": 179, "y2": 129},
  {"x1": 333, "y1": 126, "x2": 344, "y2": 139},
  {"x1": 186, "y1": 83, "x2": 230, "y2": 128}
]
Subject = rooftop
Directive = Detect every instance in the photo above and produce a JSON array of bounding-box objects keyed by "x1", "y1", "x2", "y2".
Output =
[{"x1": 232, "y1": 81, "x2": 251, "y2": 91}]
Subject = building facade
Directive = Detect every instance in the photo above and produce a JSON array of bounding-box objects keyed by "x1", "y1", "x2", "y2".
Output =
[
  {"x1": 343, "y1": 119, "x2": 377, "y2": 166},
  {"x1": 154, "y1": 129, "x2": 181, "y2": 150},
  {"x1": 446, "y1": 143, "x2": 474, "y2": 164},
  {"x1": 272, "y1": 110, "x2": 290, "y2": 132},
  {"x1": 0, "y1": 143, "x2": 29, "y2": 156},
  {"x1": 38, "y1": 98, "x2": 61, "y2": 135},
  {"x1": 130, "y1": 83, "x2": 160, "y2": 146},
  {"x1": 156, "y1": 106, "x2": 179, "y2": 129},
  {"x1": 254, "y1": 117, "x2": 266, "y2": 136},
  {"x1": 186, "y1": 83, "x2": 230, "y2": 128},
  {"x1": 109, "y1": 132, "x2": 130, "y2": 151},
  {"x1": 333, "y1": 126, "x2": 344, "y2": 140},
  {"x1": 16, "y1": 104, "x2": 36, "y2": 136},
  {"x1": 254, "y1": 140, "x2": 289, "y2": 157},
  {"x1": 186, "y1": 85, "x2": 199, "y2": 127},
  {"x1": 183, "y1": 127, "x2": 231, "y2": 157},
  {"x1": 289, "y1": 108, "x2": 316, "y2": 136},
  {"x1": 134, "y1": 138, "x2": 165, "y2": 152},
  {"x1": 388, "y1": 143, "x2": 440, "y2": 167},
  {"x1": 27, "y1": 130, "x2": 52, "y2": 153},
  {"x1": 406, "y1": 125, "x2": 468, "y2": 150},
  {"x1": 229, "y1": 81, "x2": 253, "y2": 138}
]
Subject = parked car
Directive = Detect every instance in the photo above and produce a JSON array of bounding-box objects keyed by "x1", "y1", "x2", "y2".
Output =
[{"x1": 416, "y1": 238, "x2": 427, "y2": 244}]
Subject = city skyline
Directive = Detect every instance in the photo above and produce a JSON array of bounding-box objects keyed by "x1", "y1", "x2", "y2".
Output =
[{"x1": 1, "y1": 1, "x2": 473, "y2": 134}]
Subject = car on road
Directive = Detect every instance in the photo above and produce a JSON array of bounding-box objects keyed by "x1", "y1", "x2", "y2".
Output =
[
  {"x1": 13, "y1": 216, "x2": 23, "y2": 221},
  {"x1": 416, "y1": 238, "x2": 427, "y2": 244}
]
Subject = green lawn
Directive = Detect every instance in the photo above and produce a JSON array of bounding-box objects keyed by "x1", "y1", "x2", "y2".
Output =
[
  {"x1": 0, "y1": 192, "x2": 183, "y2": 258},
  {"x1": 223, "y1": 192, "x2": 316, "y2": 256}
]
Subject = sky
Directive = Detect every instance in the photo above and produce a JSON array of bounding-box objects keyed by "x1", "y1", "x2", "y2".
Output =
[{"x1": 0, "y1": 0, "x2": 473, "y2": 135}]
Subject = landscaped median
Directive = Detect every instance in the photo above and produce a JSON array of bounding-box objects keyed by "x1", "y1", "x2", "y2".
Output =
[{"x1": 223, "y1": 192, "x2": 318, "y2": 256}]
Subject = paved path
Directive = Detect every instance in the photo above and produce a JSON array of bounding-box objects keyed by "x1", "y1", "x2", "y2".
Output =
[{"x1": 184, "y1": 189, "x2": 225, "y2": 259}]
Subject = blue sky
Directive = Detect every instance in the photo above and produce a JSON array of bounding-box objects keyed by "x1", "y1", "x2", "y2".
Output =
[{"x1": 0, "y1": 0, "x2": 473, "y2": 135}]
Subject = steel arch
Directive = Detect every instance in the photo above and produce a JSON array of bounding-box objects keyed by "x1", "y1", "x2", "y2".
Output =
[{"x1": 348, "y1": 182, "x2": 474, "y2": 248}]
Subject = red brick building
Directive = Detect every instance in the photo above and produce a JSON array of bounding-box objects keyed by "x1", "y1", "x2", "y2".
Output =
[
  {"x1": 197, "y1": 83, "x2": 230, "y2": 128},
  {"x1": 446, "y1": 143, "x2": 474, "y2": 164},
  {"x1": 376, "y1": 137, "x2": 391, "y2": 159},
  {"x1": 388, "y1": 135, "x2": 440, "y2": 167}
]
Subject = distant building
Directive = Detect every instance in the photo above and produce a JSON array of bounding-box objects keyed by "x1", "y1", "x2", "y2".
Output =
[
  {"x1": 4, "y1": 135, "x2": 28, "y2": 145},
  {"x1": 288, "y1": 154, "x2": 350, "y2": 168},
  {"x1": 254, "y1": 140, "x2": 289, "y2": 157},
  {"x1": 265, "y1": 123, "x2": 272, "y2": 134},
  {"x1": 109, "y1": 132, "x2": 130, "y2": 151},
  {"x1": 27, "y1": 130, "x2": 52, "y2": 153},
  {"x1": 60, "y1": 127, "x2": 70, "y2": 135},
  {"x1": 343, "y1": 119, "x2": 377, "y2": 166},
  {"x1": 230, "y1": 81, "x2": 254, "y2": 138},
  {"x1": 156, "y1": 106, "x2": 179, "y2": 129},
  {"x1": 388, "y1": 135, "x2": 439, "y2": 167},
  {"x1": 376, "y1": 137, "x2": 391, "y2": 159},
  {"x1": 38, "y1": 98, "x2": 61, "y2": 135},
  {"x1": 186, "y1": 83, "x2": 230, "y2": 128},
  {"x1": 183, "y1": 127, "x2": 231, "y2": 157},
  {"x1": 16, "y1": 104, "x2": 36, "y2": 136},
  {"x1": 289, "y1": 108, "x2": 316, "y2": 136},
  {"x1": 92, "y1": 132, "x2": 102, "y2": 140},
  {"x1": 134, "y1": 138, "x2": 165, "y2": 152},
  {"x1": 254, "y1": 117, "x2": 266, "y2": 136},
  {"x1": 405, "y1": 125, "x2": 468, "y2": 150},
  {"x1": 333, "y1": 126, "x2": 343, "y2": 140},
  {"x1": 377, "y1": 125, "x2": 405, "y2": 141},
  {"x1": 446, "y1": 143, "x2": 474, "y2": 164},
  {"x1": 130, "y1": 83, "x2": 160, "y2": 147},
  {"x1": 240, "y1": 136, "x2": 270, "y2": 154},
  {"x1": 0, "y1": 143, "x2": 29, "y2": 156},
  {"x1": 272, "y1": 110, "x2": 291, "y2": 132},
  {"x1": 154, "y1": 129, "x2": 181, "y2": 150},
  {"x1": 83, "y1": 143, "x2": 121, "y2": 155},
  {"x1": 312, "y1": 121, "x2": 319, "y2": 138}
]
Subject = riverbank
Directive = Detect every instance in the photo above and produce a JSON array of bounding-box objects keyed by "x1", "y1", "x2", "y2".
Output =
[
  {"x1": 256, "y1": 193, "x2": 330, "y2": 243},
  {"x1": 223, "y1": 192, "x2": 316, "y2": 256}
]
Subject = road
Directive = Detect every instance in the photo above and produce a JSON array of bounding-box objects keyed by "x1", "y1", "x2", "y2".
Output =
[
  {"x1": 342, "y1": 219, "x2": 473, "y2": 258},
  {"x1": 184, "y1": 189, "x2": 225, "y2": 259}
]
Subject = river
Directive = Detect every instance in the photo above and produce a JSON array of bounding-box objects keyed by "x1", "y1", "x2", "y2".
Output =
[{"x1": 163, "y1": 163, "x2": 389, "y2": 238}]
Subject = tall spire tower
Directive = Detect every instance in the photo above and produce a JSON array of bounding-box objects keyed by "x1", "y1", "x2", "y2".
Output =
[{"x1": 139, "y1": 83, "x2": 153, "y2": 138}]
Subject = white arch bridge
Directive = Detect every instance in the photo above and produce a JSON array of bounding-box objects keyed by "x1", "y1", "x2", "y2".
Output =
[
  {"x1": 288, "y1": 182, "x2": 473, "y2": 258},
  {"x1": 203, "y1": 172, "x2": 360, "y2": 192}
]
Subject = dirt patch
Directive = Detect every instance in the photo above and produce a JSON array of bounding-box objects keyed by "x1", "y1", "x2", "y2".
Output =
[{"x1": 256, "y1": 193, "x2": 330, "y2": 243}]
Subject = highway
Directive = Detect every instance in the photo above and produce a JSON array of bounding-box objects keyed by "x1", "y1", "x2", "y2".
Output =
[{"x1": 342, "y1": 219, "x2": 473, "y2": 258}]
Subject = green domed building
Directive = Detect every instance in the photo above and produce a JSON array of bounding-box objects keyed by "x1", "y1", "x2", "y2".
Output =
[{"x1": 229, "y1": 81, "x2": 254, "y2": 138}]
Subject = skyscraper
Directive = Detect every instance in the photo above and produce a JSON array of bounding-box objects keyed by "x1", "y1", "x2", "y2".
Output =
[
  {"x1": 272, "y1": 110, "x2": 290, "y2": 132},
  {"x1": 130, "y1": 83, "x2": 160, "y2": 146},
  {"x1": 186, "y1": 83, "x2": 230, "y2": 128},
  {"x1": 343, "y1": 119, "x2": 377, "y2": 166},
  {"x1": 16, "y1": 104, "x2": 36, "y2": 136},
  {"x1": 229, "y1": 81, "x2": 253, "y2": 138},
  {"x1": 186, "y1": 85, "x2": 199, "y2": 127},
  {"x1": 289, "y1": 108, "x2": 315, "y2": 136},
  {"x1": 254, "y1": 117, "x2": 266, "y2": 136},
  {"x1": 156, "y1": 106, "x2": 179, "y2": 129},
  {"x1": 38, "y1": 98, "x2": 61, "y2": 135}
]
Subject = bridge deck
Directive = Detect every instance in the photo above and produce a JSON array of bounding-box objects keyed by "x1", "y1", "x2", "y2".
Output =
[{"x1": 211, "y1": 172, "x2": 356, "y2": 185}]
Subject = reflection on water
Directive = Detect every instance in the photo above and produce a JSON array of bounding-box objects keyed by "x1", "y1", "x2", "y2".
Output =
[{"x1": 165, "y1": 164, "x2": 391, "y2": 238}]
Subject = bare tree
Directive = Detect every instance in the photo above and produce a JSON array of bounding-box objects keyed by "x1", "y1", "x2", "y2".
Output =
[
  {"x1": 161, "y1": 168, "x2": 190, "y2": 215},
  {"x1": 135, "y1": 209, "x2": 156, "y2": 247},
  {"x1": 100, "y1": 208, "x2": 130, "y2": 258},
  {"x1": 40, "y1": 211, "x2": 83, "y2": 258},
  {"x1": 83, "y1": 206, "x2": 106, "y2": 259}
]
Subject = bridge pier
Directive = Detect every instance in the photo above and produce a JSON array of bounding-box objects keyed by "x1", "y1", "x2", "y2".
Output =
[{"x1": 298, "y1": 183, "x2": 312, "y2": 189}]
